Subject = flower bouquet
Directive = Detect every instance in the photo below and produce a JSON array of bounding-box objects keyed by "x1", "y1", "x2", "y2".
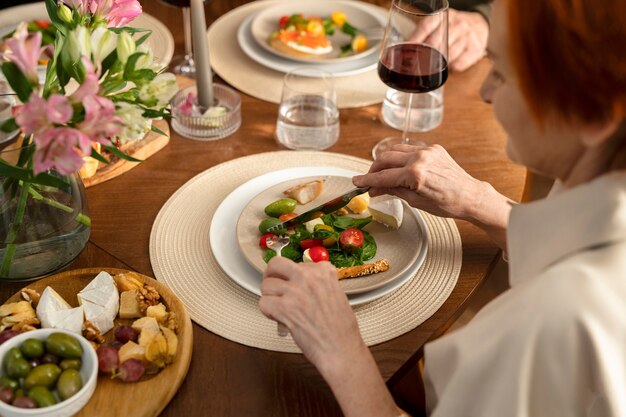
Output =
[{"x1": 0, "y1": 0, "x2": 178, "y2": 279}]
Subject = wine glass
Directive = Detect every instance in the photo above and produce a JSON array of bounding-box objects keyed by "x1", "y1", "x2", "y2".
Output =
[
  {"x1": 372, "y1": 0, "x2": 448, "y2": 159},
  {"x1": 159, "y1": 0, "x2": 199, "y2": 77}
]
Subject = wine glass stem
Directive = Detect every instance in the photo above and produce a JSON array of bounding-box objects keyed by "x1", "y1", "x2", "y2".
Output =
[
  {"x1": 182, "y1": 6, "x2": 193, "y2": 58},
  {"x1": 402, "y1": 92, "x2": 414, "y2": 144}
]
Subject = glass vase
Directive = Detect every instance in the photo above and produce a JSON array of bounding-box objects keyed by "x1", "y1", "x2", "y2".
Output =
[{"x1": 0, "y1": 148, "x2": 90, "y2": 281}]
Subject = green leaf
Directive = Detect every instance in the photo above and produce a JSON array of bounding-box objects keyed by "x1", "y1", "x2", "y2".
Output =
[
  {"x1": 89, "y1": 148, "x2": 110, "y2": 164},
  {"x1": 263, "y1": 249, "x2": 276, "y2": 263},
  {"x1": 45, "y1": 0, "x2": 68, "y2": 37},
  {"x1": 360, "y1": 233, "x2": 377, "y2": 261},
  {"x1": 352, "y1": 216, "x2": 372, "y2": 229},
  {"x1": 0, "y1": 160, "x2": 70, "y2": 189},
  {"x1": 0, "y1": 118, "x2": 18, "y2": 133},
  {"x1": 333, "y1": 216, "x2": 355, "y2": 230},
  {"x1": 150, "y1": 125, "x2": 169, "y2": 137},
  {"x1": 1, "y1": 62, "x2": 33, "y2": 103},
  {"x1": 100, "y1": 50, "x2": 119, "y2": 78},
  {"x1": 342, "y1": 21, "x2": 358, "y2": 37},
  {"x1": 103, "y1": 145, "x2": 142, "y2": 162},
  {"x1": 135, "y1": 31, "x2": 152, "y2": 47}
]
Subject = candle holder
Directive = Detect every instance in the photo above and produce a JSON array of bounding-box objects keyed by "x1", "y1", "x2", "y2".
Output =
[{"x1": 170, "y1": 84, "x2": 242, "y2": 140}]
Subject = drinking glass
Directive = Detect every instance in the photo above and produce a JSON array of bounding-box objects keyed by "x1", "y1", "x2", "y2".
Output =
[
  {"x1": 372, "y1": 0, "x2": 448, "y2": 159},
  {"x1": 275, "y1": 68, "x2": 339, "y2": 151},
  {"x1": 159, "y1": 0, "x2": 201, "y2": 77}
]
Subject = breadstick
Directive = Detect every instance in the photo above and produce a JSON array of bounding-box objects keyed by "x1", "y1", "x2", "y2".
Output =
[{"x1": 337, "y1": 259, "x2": 390, "y2": 280}]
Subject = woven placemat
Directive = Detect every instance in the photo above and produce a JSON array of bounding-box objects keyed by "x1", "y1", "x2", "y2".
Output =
[
  {"x1": 207, "y1": 0, "x2": 388, "y2": 109},
  {"x1": 150, "y1": 151, "x2": 461, "y2": 352}
]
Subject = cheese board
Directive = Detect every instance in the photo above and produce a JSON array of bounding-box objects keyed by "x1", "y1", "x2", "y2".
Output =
[
  {"x1": 81, "y1": 119, "x2": 170, "y2": 188},
  {"x1": 4, "y1": 268, "x2": 193, "y2": 417}
]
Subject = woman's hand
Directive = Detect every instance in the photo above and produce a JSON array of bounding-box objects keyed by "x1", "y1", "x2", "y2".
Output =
[
  {"x1": 259, "y1": 257, "x2": 364, "y2": 371},
  {"x1": 259, "y1": 257, "x2": 399, "y2": 417},
  {"x1": 353, "y1": 144, "x2": 513, "y2": 250}
]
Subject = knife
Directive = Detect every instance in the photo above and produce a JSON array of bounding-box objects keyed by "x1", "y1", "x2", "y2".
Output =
[{"x1": 265, "y1": 186, "x2": 370, "y2": 233}]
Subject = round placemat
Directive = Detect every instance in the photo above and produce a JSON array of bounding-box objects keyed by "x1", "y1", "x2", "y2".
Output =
[
  {"x1": 150, "y1": 151, "x2": 461, "y2": 353},
  {"x1": 207, "y1": 0, "x2": 388, "y2": 109}
]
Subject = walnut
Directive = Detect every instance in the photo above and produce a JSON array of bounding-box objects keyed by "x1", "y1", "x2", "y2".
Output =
[
  {"x1": 137, "y1": 285, "x2": 161, "y2": 313},
  {"x1": 83, "y1": 320, "x2": 105, "y2": 344},
  {"x1": 20, "y1": 289, "x2": 41, "y2": 306},
  {"x1": 0, "y1": 301, "x2": 38, "y2": 331}
]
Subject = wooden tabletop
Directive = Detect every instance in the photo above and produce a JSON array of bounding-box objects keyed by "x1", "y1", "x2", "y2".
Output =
[{"x1": 0, "y1": 1, "x2": 527, "y2": 416}]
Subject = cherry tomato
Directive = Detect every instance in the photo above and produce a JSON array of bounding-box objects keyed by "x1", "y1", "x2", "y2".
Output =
[
  {"x1": 300, "y1": 238, "x2": 323, "y2": 250},
  {"x1": 339, "y1": 228, "x2": 364, "y2": 252},
  {"x1": 279, "y1": 15, "x2": 290, "y2": 28},
  {"x1": 305, "y1": 246, "x2": 329, "y2": 263},
  {"x1": 259, "y1": 233, "x2": 277, "y2": 250},
  {"x1": 279, "y1": 212, "x2": 298, "y2": 222}
]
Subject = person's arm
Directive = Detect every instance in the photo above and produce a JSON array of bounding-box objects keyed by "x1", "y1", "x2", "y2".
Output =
[
  {"x1": 259, "y1": 258, "x2": 400, "y2": 417},
  {"x1": 353, "y1": 144, "x2": 514, "y2": 251}
]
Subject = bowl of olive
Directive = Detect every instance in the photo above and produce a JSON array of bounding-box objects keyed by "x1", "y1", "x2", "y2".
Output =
[{"x1": 0, "y1": 329, "x2": 98, "y2": 417}]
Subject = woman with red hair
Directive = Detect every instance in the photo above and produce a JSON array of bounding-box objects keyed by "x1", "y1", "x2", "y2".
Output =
[{"x1": 260, "y1": 0, "x2": 626, "y2": 415}]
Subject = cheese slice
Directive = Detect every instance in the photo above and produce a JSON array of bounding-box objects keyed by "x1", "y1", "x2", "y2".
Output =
[
  {"x1": 78, "y1": 272, "x2": 119, "y2": 335},
  {"x1": 81, "y1": 299, "x2": 115, "y2": 334},
  {"x1": 368, "y1": 197, "x2": 404, "y2": 229},
  {"x1": 37, "y1": 287, "x2": 84, "y2": 333},
  {"x1": 81, "y1": 271, "x2": 116, "y2": 292}
]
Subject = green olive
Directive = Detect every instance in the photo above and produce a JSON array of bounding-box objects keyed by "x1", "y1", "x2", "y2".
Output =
[
  {"x1": 5, "y1": 357, "x2": 31, "y2": 379},
  {"x1": 28, "y1": 386, "x2": 57, "y2": 407},
  {"x1": 0, "y1": 375, "x2": 18, "y2": 390},
  {"x1": 45, "y1": 333, "x2": 83, "y2": 359},
  {"x1": 2, "y1": 347, "x2": 23, "y2": 371},
  {"x1": 20, "y1": 338, "x2": 45, "y2": 359},
  {"x1": 59, "y1": 358, "x2": 82, "y2": 370},
  {"x1": 23, "y1": 363, "x2": 62, "y2": 389},
  {"x1": 264, "y1": 198, "x2": 297, "y2": 218},
  {"x1": 258, "y1": 217, "x2": 283, "y2": 234},
  {"x1": 57, "y1": 368, "x2": 83, "y2": 401}
]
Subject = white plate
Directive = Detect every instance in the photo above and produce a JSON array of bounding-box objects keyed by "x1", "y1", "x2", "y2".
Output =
[
  {"x1": 209, "y1": 167, "x2": 429, "y2": 306},
  {"x1": 0, "y1": 2, "x2": 174, "y2": 66},
  {"x1": 250, "y1": 0, "x2": 384, "y2": 64},
  {"x1": 238, "y1": 13, "x2": 379, "y2": 77}
]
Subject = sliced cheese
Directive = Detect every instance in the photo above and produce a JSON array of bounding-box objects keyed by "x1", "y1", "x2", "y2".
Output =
[
  {"x1": 77, "y1": 271, "x2": 119, "y2": 335},
  {"x1": 347, "y1": 193, "x2": 370, "y2": 214},
  {"x1": 36, "y1": 287, "x2": 84, "y2": 333},
  {"x1": 81, "y1": 299, "x2": 115, "y2": 334},
  {"x1": 368, "y1": 197, "x2": 404, "y2": 229},
  {"x1": 81, "y1": 271, "x2": 116, "y2": 292}
]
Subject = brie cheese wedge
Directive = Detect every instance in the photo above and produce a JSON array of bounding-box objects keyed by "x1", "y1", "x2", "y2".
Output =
[
  {"x1": 77, "y1": 271, "x2": 119, "y2": 334},
  {"x1": 37, "y1": 287, "x2": 84, "y2": 333},
  {"x1": 368, "y1": 197, "x2": 404, "y2": 229}
]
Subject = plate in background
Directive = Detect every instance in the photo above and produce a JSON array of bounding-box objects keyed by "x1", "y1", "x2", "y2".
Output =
[{"x1": 250, "y1": 0, "x2": 385, "y2": 64}]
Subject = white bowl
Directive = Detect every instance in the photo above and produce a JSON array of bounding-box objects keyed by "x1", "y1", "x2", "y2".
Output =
[{"x1": 0, "y1": 329, "x2": 98, "y2": 417}]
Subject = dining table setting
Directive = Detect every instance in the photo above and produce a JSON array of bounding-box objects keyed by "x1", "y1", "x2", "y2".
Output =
[{"x1": 0, "y1": 0, "x2": 527, "y2": 415}]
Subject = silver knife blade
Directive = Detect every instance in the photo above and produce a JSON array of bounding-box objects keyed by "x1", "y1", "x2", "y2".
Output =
[{"x1": 264, "y1": 186, "x2": 370, "y2": 233}]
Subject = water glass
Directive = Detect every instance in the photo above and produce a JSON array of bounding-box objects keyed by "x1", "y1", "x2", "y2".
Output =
[
  {"x1": 275, "y1": 68, "x2": 339, "y2": 150},
  {"x1": 381, "y1": 87, "x2": 444, "y2": 132}
]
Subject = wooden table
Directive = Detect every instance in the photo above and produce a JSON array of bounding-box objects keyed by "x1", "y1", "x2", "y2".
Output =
[{"x1": 0, "y1": 1, "x2": 527, "y2": 415}]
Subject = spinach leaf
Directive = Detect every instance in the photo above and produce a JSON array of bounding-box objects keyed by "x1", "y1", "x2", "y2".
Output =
[
  {"x1": 360, "y1": 233, "x2": 377, "y2": 262},
  {"x1": 263, "y1": 249, "x2": 276, "y2": 263},
  {"x1": 333, "y1": 216, "x2": 355, "y2": 230},
  {"x1": 352, "y1": 216, "x2": 373, "y2": 230}
]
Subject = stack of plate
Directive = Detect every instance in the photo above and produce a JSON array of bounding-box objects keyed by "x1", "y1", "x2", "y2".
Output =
[
  {"x1": 209, "y1": 167, "x2": 429, "y2": 306},
  {"x1": 237, "y1": 0, "x2": 387, "y2": 77}
]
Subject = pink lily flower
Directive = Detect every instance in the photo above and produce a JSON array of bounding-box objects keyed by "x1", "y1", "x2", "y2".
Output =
[
  {"x1": 179, "y1": 92, "x2": 197, "y2": 117},
  {"x1": 88, "y1": 0, "x2": 142, "y2": 28},
  {"x1": 33, "y1": 127, "x2": 87, "y2": 175},
  {"x1": 14, "y1": 93, "x2": 73, "y2": 135},
  {"x1": 70, "y1": 57, "x2": 100, "y2": 103},
  {"x1": 1, "y1": 23, "x2": 50, "y2": 84},
  {"x1": 79, "y1": 94, "x2": 123, "y2": 144}
]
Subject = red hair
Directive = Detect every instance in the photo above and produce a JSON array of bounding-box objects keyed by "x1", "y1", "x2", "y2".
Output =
[{"x1": 506, "y1": 0, "x2": 626, "y2": 125}]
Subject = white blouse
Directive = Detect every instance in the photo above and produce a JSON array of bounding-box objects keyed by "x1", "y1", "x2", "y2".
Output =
[{"x1": 424, "y1": 172, "x2": 626, "y2": 417}]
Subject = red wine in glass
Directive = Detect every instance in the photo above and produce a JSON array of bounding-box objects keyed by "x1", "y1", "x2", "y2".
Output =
[{"x1": 378, "y1": 44, "x2": 448, "y2": 93}]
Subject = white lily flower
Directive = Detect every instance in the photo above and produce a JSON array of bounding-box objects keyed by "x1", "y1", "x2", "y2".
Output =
[
  {"x1": 116, "y1": 30, "x2": 135, "y2": 65},
  {"x1": 90, "y1": 26, "x2": 117, "y2": 66},
  {"x1": 139, "y1": 72, "x2": 177, "y2": 108},
  {"x1": 135, "y1": 44, "x2": 154, "y2": 70},
  {"x1": 115, "y1": 102, "x2": 152, "y2": 143},
  {"x1": 72, "y1": 26, "x2": 91, "y2": 59}
]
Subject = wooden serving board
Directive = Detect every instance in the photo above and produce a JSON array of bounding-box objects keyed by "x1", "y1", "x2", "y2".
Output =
[
  {"x1": 82, "y1": 120, "x2": 170, "y2": 188},
  {"x1": 6, "y1": 268, "x2": 193, "y2": 417}
]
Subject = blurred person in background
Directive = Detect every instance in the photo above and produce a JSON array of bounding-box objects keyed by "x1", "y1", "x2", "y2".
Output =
[{"x1": 260, "y1": 0, "x2": 626, "y2": 416}]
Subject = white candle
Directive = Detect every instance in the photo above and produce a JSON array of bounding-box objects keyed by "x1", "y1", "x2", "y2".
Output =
[{"x1": 190, "y1": 0, "x2": 214, "y2": 108}]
